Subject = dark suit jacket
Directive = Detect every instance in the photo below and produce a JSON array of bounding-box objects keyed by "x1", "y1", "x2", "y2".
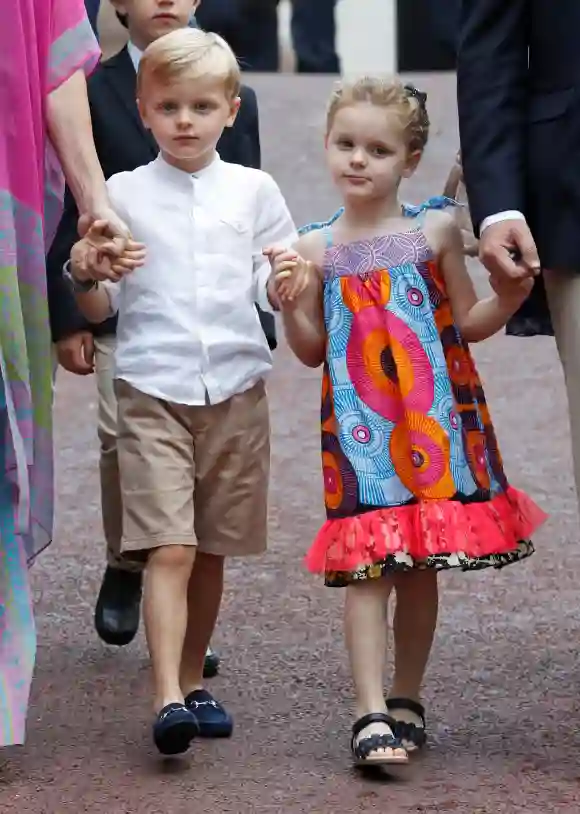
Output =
[
  {"x1": 47, "y1": 46, "x2": 276, "y2": 347},
  {"x1": 457, "y1": 0, "x2": 580, "y2": 274}
]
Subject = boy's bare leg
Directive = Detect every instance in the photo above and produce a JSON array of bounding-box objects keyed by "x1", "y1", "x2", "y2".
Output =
[
  {"x1": 179, "y1": 552, "x2": 232, "y2": 738},
  {"x1": 180, "y1": 552, "x2": 225, "y2": 694},
  {"x1": 143, "y1": 544, "x2": 197, "y2": 711}
]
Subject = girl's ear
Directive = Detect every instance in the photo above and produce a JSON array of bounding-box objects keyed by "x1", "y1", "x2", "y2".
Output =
[{"x1": 402, "y1": 150, "x2": 422, "y2": 179}]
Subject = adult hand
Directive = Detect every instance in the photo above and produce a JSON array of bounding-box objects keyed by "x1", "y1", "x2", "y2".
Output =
[
  {"x1": 76, "y1": 207, "x2": 131, "y2": 278},
  {"x1": 479, "y1": 219, "x2": 541, "y2": 282},
  {"x1": 56, "y1": 331, "x2": 95, "y2": 375},
  {"x1": 71, "y1": 220, "x2": 146, "y2": 283},
  {"x1": 78, "y1": 207, "x2": 131, "y2": 241}
]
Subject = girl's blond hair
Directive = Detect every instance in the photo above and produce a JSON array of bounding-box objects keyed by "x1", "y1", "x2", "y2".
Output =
[
  {"x1": 327, "y1": 76, "x2": 430, "y2": 154},
  {"x1": 137, "y1": 27, "x2": 241, "y2": 99}
]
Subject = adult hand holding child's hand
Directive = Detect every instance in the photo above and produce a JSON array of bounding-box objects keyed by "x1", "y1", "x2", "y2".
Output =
[{"x1": 71, "y1": 218, "x2": 146, "y2": 283}]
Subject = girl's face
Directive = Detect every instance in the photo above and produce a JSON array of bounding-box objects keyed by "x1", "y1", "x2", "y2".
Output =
[{"x1": 326, "y1": 102, "x2": 419, "y2": 203}]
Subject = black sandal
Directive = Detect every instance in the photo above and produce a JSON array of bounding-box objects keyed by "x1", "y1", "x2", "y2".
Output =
[
  {"x1": 351, "y1": 712, "x2": 409, "y2": 767},
  {"x1": 386, "y1": 697, "x2": 427, "y2": 752}
]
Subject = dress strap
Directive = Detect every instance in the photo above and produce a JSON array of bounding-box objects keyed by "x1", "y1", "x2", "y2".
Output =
[
  {"x1": 402, "y1": 195, "x2": 458, "y2": 225},
  {"x1": 298, "y1": 207, "x2": 344, "y2": 239}
]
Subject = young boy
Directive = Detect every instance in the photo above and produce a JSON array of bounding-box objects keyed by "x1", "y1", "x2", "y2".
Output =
[
  {"x1": 47, "y1": 0, "x2": 268, "y2": 675},
  {"x1": 67, "y1": 27, "x2": 296, "y2": 756}
]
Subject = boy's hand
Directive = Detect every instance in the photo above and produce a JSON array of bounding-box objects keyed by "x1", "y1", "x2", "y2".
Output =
[
  {"x1": 71, "y1": 220, "x2": 146, "y2": 282},
  {"x1": 56, "y1": 331, "x2": 95, "y2": 375},
  {"x1": 263, "y1": 245, "x2": 313, "y2": 305}
]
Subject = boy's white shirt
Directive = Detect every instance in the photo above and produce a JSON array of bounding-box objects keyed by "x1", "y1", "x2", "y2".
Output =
[
  {"x1": 103, "y1": 153, "x2": 297, "y2": 407},
  {"x1": 127, "y1": 40, "x2": 142, "y2": 70}
]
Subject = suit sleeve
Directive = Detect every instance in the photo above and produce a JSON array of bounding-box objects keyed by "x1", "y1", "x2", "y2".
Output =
[
  {"x1": 242, "y1": 87, "x2": 261, "y2": 170},
  {"x1": 46, "y1": 185, "x2": 88, "y2": 342},
  {"x1": 456, "y1": 0, "x2": 529, "y2": 232}
]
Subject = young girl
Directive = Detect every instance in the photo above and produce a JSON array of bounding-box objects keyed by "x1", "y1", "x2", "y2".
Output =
[{"x1": 267, "y1": 78, "x2": 547, "y2": 769}]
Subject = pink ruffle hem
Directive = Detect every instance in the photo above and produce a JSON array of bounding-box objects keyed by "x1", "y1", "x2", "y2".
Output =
[{"x1": 305, "y1": 487, "x2": 547, "y2": 574}]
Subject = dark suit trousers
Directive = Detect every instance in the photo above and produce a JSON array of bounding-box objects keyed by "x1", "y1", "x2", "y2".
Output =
[
  {"x1": 196, "y1": 0, "x2": 280, "y2": 71},
  {"x1": 291, "y1": 0, "x2": 339, "y2": 73}
]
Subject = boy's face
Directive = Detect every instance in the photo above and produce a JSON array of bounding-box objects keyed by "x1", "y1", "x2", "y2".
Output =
[
  {"x1": 112, "y1": 0, "x2": 201, "y2": 49},
  {"x1": 139, "y1": 73, "x2": 239, "y2": 173}
]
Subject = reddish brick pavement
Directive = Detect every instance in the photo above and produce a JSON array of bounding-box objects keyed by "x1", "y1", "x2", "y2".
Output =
[{"x1": 1, "y1": 75, "x2": 579, "y2": 813}]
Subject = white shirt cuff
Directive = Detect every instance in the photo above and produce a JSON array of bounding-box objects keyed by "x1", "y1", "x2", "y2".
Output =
[{"x1": 480, "y1": 211, "x2": 526, "y2": 233}]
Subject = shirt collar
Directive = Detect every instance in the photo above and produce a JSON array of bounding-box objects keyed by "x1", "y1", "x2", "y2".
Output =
[
  {"x1": 127, "y1": 41, "x2": 143, "y2": 71},
  {"x1": 153, "y1": 151, "x2": 222, "y2": 182}
]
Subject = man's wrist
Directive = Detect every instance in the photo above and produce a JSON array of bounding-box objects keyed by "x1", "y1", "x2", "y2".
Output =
[{"x1": 480, "y1": 211, "x2": 527, "y2": 234}]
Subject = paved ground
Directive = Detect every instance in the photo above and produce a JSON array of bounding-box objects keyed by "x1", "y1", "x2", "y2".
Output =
[{"x1": 2, "y1": 72, "x2": 580, "y2": 812}]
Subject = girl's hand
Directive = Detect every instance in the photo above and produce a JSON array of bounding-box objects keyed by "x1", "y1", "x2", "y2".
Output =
[
  {"x1": 489, "y1": 272, "x2": 534, "y2": 302},
  {"x1": 263, "y1": 245, "x2": 313, "y2": 304}
]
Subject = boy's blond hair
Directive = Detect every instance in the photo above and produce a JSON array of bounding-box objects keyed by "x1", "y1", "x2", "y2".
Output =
[
  {"x1": 327, "y1": 76, "x2": 430, "y2": 154},
  {"x1": 137, "y1": 27, "x2": 241, "y2": 100}
]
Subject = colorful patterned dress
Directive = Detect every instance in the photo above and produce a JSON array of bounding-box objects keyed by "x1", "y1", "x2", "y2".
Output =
[
  {"x1": 0, "y1": 0, "x2": 99, "y2": 745},
  {"x1": 303, "y1": 200, "x2": 547, "y2": 587}
]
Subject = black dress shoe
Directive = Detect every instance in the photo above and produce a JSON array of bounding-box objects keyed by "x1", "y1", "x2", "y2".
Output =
[
  {"x1": 506, "y1": 316, "x2": 554, "y2": 337},
  {"x1": 94, "y1": 566, "x2": 142, "y2": 646},
  {"x1": 203, "y1": 646, "x2": 221, "y2": 678}
]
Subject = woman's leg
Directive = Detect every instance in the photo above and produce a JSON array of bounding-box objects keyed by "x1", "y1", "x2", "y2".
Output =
[
  {"x1": 143, "y1": 545, "x2": 197, "y2": 711},
  {"x1": 344, "y1": 577, "x2": 407, "y2": 760}
]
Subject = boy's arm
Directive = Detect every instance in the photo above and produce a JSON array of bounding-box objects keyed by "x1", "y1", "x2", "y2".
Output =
[
  {"x1": 253, "y1": 175, "x2": 298, "y2": 310},
  {"x1": 68, "y1": 176, "x2": 135, "y2": 324}
]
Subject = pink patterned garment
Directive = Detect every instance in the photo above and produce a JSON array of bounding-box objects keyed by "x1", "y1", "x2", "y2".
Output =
[
  {"x1": 0, "y1": 0, "x2": 99, "y2": 746},
  {"x1": 303, "y1": 205, "x2": 546, "y2": 587}
]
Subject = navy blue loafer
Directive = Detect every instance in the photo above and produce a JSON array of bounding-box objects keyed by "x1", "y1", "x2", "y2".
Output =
[
  {"x1": 184, "y1": 689, "x2": 233, "y2": 738},
  {"x1": 153, "y1": 703, "x2": 199, "y2": 755}
]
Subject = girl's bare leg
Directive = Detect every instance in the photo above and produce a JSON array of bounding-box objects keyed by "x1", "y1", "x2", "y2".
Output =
[
  {"x1": 388, "y1": 569, "x2": 439, "y2": 747},
  {"x1": 344, "y1": 577, "x2": 407, "y2": 761}
]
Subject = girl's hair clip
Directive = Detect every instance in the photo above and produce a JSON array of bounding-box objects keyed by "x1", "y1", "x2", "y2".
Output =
[{"x1": 404, "y1": 84, "x2": 428, "y2": 108}]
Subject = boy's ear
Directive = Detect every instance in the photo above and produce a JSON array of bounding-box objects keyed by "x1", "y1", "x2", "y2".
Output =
[
  {"x1": 137, "y1": 98, "x2": 150, "y2": 129},
  {"x1": 225, "y1": 96, "x2": 241, "y2": 127}
]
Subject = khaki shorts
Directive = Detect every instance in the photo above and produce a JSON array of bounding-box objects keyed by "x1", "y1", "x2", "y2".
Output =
[{"x1": 115, "y1": 379, "x2": 270, "y2": 560}]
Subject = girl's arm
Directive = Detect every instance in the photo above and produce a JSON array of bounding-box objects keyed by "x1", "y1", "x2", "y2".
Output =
[
  {"x1": 437, "y1": 213, "x2": 531, "y2": 343},
  {"x1": 280, "y1": 274, "x2": 326, "y2": 367},
  {"x1": 272, "y1": 231, "x2": 327, "y2": 367}
]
